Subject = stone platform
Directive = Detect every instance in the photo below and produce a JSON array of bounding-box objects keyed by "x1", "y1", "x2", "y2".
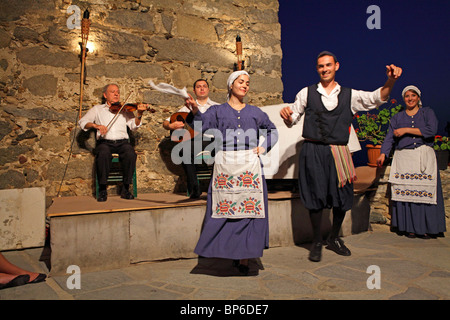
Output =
[{"x1": 47, "y1": 191, "x2": 372, "y2": 275}]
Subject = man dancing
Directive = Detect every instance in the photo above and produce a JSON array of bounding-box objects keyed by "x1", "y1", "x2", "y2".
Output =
[{"x1": 280, "y1": 51, "x2": 402, "y2": 261}]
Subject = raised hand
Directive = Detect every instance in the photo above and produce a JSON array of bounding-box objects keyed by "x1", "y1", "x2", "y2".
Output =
[
  {"x1": 185, "y1": 93, "x2": 199, "y2": 114},
  {"x1": 386, "y1": 64, "x2": 402, "y2": 80}
]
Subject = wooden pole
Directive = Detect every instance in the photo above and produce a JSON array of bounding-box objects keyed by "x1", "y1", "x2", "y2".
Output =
[
  {"x1": 78, "y1": 10, "x2": 91, "y2": 120},
  {"x1": 236, "y1": 34, "x2": 243, "y2": 70}
]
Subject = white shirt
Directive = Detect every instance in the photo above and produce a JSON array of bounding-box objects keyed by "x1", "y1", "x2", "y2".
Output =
[
  {"x1": 79, "y1": 104, "x2": 141, "y2": 140},
  {"x1": 290, "y1": 82, "x2": 387, "y2": 125}
]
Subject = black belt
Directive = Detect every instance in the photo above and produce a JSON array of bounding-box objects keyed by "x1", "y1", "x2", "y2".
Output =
[{"x1": 99, "y1": 138, "x2": 128, "y2": 144}]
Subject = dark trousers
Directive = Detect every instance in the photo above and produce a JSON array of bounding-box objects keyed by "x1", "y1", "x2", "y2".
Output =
[
  {"x1": 95, "y1": 139, "x2": 137, "y2": 186},
  {"x1": 180, "y1": 138, "x2": 214, "y2": 194}
]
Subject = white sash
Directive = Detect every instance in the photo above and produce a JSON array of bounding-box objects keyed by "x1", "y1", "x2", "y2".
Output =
[
  {"x1": 211, "y1": 150, "x2": 265, "y2": 219},
  {"x1": 389, "y1": 145, "x2": 437, "y2": 205}
]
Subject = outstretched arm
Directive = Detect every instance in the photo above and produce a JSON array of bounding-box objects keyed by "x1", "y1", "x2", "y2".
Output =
[{"x1": 380, "y1": 64, "x2": 402, "y2": 101}]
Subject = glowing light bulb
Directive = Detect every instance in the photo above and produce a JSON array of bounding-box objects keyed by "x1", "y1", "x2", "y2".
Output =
[{"x1": 86, "y1": 42, "x2": 95, "y2": 53}]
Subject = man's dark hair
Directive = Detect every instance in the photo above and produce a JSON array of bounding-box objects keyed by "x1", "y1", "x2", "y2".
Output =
[
  {"x1": 317, "y1": 51, "x2": 338, "y2": 63},
  {"x1": 193, "y1": 79, "x2": 209, "y2": 90}
]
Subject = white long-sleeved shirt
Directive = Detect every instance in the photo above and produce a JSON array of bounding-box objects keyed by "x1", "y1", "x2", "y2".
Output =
[
  {"x1": 79, "y1": 104, "x2": 141, "y2": 140},
  {"x1": 290, "y1": 82, "x2": 387, "y2": 125}
]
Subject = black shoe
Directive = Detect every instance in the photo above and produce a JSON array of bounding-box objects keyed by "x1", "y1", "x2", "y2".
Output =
[
  {"x1": 309, "y1": 242, "x2": 322, "y2": 262},
  {"x1": 0, "y1": 275, "x2": 30, "y2": 290},
  {"x1": 121, "y1": 189, "x2": 134, "y2": 200},
  {"x1": 97, "y1": 190, "x2": 107, "y2": 202},
  {"x1": 326, "y1": 237, "x2": 351, "y2": 256},
  {"x1": 232, "y1": 260, "x2": 249, "y2": 276},
  {"x1": 189, "y1": 183, "x2": 202, "y2": 199},
  {"x1": 189, "y1": 191, "x2": 202, "y2": 199}
]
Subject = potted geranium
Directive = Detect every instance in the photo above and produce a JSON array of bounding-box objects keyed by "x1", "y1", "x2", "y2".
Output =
[
  {"x1": 354, "y1": 99, "x2": 402, "y2": 166},
  {"x1": 434, "y1": 135, "x2": 449, "y2": 170}
]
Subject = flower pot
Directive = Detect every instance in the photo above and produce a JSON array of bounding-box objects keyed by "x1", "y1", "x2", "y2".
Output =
[
  {"x1": 436, "y1": 150, "x2": 449, "y2": 170},
  {"x1": 366, "y1": 144, "x2": 381, "y2": 167}
]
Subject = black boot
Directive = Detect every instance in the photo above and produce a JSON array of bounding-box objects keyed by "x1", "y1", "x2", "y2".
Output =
[
  {"x1": 189, "y1": 183, "x2": 202, "y2": 199},
  {"x1": 121, "y1": 184, "x2": 134, "y2": 200},
  {"x1": 309, "y1": 242, "x2": 323, "y2": 262}
]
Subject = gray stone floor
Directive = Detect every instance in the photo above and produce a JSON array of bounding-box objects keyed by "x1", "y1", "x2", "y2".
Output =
[{"x1": 1, "y1": 225, "x2": 449, "y2": 301}]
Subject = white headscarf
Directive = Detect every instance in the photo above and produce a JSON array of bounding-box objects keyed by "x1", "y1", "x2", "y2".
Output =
[
  {"x1": 227, "y1": 70, "x2": 250, "y2": 100},
  {"x1": 402, "y1": 85, "x2": 422, "y2": 107}
]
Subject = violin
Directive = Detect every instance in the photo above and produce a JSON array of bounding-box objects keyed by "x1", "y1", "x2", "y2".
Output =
[{"x1": 109, "y1": 102, "x2": 156, "y2": 114}]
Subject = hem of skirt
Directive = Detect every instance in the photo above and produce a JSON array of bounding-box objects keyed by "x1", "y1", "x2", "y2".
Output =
[
  {"x1": 392, "y1": 223, "x2": 447, "y2": 235},
  {"x1": 194, "y1": 249, "x2": 266, "y2": 260}
]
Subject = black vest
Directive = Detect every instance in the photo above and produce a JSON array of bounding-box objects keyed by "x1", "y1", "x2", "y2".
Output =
[{"x1": 302, "y1": 84, "x2": 353, "y2": 145}]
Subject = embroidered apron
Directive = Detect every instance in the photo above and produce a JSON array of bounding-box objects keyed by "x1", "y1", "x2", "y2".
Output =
[
  {"x1": 212, "y1": 150, "x2": 265, "y2": 219},
  {"x1": 389, "y1": 145, "x2": 437, "y2": 205}
]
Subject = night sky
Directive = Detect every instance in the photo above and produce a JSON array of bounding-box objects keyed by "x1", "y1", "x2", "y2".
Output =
[{"x1": 278, "y1": 0, "x2": 450, "y2": 138}]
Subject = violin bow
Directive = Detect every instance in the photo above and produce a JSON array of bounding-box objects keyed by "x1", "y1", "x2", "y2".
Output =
[{"x1": 98, "y1": 91, "x2": 134, "y2": 139}]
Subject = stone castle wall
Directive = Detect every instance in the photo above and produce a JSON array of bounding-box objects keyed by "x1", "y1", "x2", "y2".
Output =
[{"x1": 0, "y1": 0, "x2": 283, "y2": 204}]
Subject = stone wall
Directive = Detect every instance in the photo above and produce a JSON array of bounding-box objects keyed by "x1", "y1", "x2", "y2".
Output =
[{"x1": 0, "y1": 0, "x2": 283, "y2": 204}]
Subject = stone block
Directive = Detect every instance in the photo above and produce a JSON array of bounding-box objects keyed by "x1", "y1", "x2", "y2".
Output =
[
  {"x1": 0, "y1": 145, "x2": 31, "y2": 166},
  {"x1": 99, "y1": 30, "x2": 146, "y2": 58},
  {"x1": 175, "y1": 14, "x2": 217, "y2": 43},
  {"x1": 0, "y1": 29, "x2": 11, "y2": 48},
  {"x1": 87, "y1": 61, "x2": 164, "y2": 79},
  {"x1": 342, "y1": 193, "x2": 371, "y2": 235},
  {"x1": 0, "y1": 0, "x2": 55, "y2": 22},
  {"x1": 107, "y1": 10, "x2": 155, "y2": 33},
  {"x1": 249, "y1": 74, "x2": 283, "y2": 93},
  {"x1": 23, "y1": 74, "x2": 57, "y2": 97},
  {"x1": 50, "y1": 212, "x2": 130, "y2": 275},
  {"x1": 13, "y1": 26, "x2": 39, "y2": 42},
  {"x1": 0, "y1": 170, "x2": 26, "y2": 189},
  {"x1": 17, "y1": 47, "x2": 78, "y2": 68},
  {"x1": 268, "y1": 199, "x2": 300, "y2": 246},
  {"x1": 171, "y1": 65, "x2": 201, "y2": 88},
  {"x1": 147, "y1": 37, "x2": 235, "y2": 67},
  {"x1": 0, "y1": 187, "x2": 45, "y2": 250},
  {"x1": 130, "y1": 206, "x2": 205, "y2": 263}
]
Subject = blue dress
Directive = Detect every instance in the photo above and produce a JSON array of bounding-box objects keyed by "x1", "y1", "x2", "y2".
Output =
[
  {"x1": 380, "y1": 107, "x2": 446, "y2": 235},
  {"x1": 189, "y1": 103, "x2": 278, "y2": 259}
]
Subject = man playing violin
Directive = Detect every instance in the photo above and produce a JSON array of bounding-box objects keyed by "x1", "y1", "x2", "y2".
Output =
[
  {"x1": 79, "y1": 83, "x2": 149, "y2": 202},
  {"x1": 162, "y1": 79, "x2": 218, "y2": 199}
]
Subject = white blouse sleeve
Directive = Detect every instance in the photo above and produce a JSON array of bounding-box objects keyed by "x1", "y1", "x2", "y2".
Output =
[
  {"x1": 290, "y1": 87, "x2": 308, "y2": 125},
  {"x1": 351, "y1": 87, "x2": 387, "y2": 113}
]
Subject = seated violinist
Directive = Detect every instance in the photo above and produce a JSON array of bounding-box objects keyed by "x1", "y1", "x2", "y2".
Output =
[{"x1": 79, "y1": 83, "x2": 149, "y2": 202}]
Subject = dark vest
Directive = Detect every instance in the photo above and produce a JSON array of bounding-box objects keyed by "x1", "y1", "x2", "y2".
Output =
[{"x1": 302, "y1": 84, "x2": 353, "y2": 145}]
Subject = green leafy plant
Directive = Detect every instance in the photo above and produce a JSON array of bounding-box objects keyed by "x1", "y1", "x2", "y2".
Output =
[
  {"x1": 354, "y1": 99, "x2": 402, "y2": 145},
  {"x1": 434, "y1": 135, "x2": 450, "y2": 151}
]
